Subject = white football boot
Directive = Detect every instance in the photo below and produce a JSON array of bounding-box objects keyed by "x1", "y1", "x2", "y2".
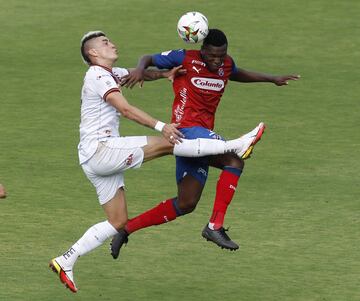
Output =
[
  {"x1": 49, "y1": 257, "x2": 78, "y2": 293},
  {"x1": 232, "y1": 122, "x2": 266, "y2": 159}
]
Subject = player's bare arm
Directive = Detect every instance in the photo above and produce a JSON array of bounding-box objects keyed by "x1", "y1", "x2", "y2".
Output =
[
  {"x1": 230, "y1": 67, "x2": 300, "y2": 86},
  {"x1": 121, "y1": 55, "x2": 154, "y2": 88},
  {"x1": 106, "y1": 91, "x2": 183, "y2": 143},
  {"x1": 143, "y1": 65, "x2": 186, "y2": 82},
  {"x1": 120, "y1": 66, "x2": 186, "y2": 88}
]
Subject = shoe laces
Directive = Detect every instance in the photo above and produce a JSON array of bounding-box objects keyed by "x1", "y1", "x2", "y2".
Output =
[{"x1": 218, "y1": 227, "x2": 231, "y2": 240}]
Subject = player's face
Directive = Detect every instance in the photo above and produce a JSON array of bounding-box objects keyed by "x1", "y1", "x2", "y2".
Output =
[
  {"x1": 93, "y1": 36, "x2": 118, "y2": 62},
  {"x1": 200, "y1": 44, "x2": 227, "y2": 72}
]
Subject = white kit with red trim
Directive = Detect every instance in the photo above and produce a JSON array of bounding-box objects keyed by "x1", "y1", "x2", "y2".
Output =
[{"x1": 78, "y1": 65, "x2": 129, "y2": 164}]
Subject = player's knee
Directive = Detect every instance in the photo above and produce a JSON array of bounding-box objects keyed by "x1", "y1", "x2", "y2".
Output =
[
  {"x1": 227, "y1": 157, "x2": 244, "y2": 170},
  {"x1": 144, "y1": 137, "x2": 173, "y2": 158},
  {"x1": 181, "y1": 205, "x2": 196, "y2": 214},
  {"x1": 237, "y1": 159, "x2": 245, "y2": 170},
  {"x1": 177, "y1": 198, "x2": 199, "y2": 214},
  {"x1": 158, "y1": 138, "x2": 173, "y2": 154},
  {"x1": 109, "y1": 217, "x2": 128, "y2": 231}
]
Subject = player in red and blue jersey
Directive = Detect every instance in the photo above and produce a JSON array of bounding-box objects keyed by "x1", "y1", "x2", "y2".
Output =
[{"x1": 110, "y1": 29, "x2": 300, "y2": 257}]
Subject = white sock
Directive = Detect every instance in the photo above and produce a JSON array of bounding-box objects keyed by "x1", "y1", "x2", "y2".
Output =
[
  {"x1": 208, "y1": 222, "x2": 215, "y2": 230},
  {"x1": 173, "y1": 138, "x2": 225, "y2": 157},
  {"x1": 57, "y1": 220, "x2": 118, "y2": 268},
  {"x1": 173, "y1": 137, "x2": 245, "y2": 157},
  {"x1": 224, "y1": 137, "x2": 247, "y2": 153}
]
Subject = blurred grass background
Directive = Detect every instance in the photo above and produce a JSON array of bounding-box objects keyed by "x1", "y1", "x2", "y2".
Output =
[{"x1": 0, "y1": 0, "x2": 359, "y2": 300}]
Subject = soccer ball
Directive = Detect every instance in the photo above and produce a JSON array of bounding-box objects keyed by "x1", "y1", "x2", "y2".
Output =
[{"x1": 177, "y1": 12, "x2": 209, "y2": 43}]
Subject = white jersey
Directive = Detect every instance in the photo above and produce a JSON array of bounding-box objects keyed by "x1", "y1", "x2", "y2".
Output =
[{"x1": 78, "y1": 65, "x2": 129, "y2": 164}]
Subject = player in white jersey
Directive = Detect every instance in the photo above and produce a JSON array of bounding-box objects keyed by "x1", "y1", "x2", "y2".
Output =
[{"x1": 49, "y1": 31, "x2": 265, "y2": 293}]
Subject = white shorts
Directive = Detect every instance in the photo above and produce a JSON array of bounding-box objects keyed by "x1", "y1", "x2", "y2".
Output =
[{"x1": 81, "y1": 136, "x2": 147, "y2": 205}]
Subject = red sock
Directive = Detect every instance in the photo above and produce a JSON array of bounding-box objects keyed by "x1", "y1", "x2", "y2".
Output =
[
  {"x1": 209, "y1": 169, "x2": 240, "y2": 230},
  {"x1": 125, "y1": 198, "x2": 178, "y2": 234}
]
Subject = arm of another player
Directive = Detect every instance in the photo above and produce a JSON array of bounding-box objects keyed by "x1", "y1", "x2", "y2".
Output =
[
  {"x1": 144, "y1": 65, "x2": 186, "y2": 82},
  {"x1": 106, "y1": 91, "x2": 183, "y2": 143},
  {"x1": 230, "y1": 67, "x2": 300, "y2": 86},
  {"x1": 121, "y1": 50, "x2": 185, "y2": 88},
  {"x1": 121, "y1": 55, "x2": 154, "y2": 88},
  {"x1": 122, "y1": 65, "x2": 186, "y2": 88}
]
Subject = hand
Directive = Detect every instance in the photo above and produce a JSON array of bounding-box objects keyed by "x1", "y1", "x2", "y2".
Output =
[
  {"x1": 272, "y1": 74, "x2": 300, "y2": 86},
  {"x1": 164, "y1": 65, "x2": 187, "y2": 83},
  {"x1": 120, "y1": 68, "x2": 145, "y2": 89},
  {"x1": 162, "y1": 123, "x2": 184, "y2": 145}
]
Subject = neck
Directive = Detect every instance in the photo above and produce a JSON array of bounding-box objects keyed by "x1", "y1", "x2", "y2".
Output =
[
  {"x1": 91, "y1": 63, "x2": 112, "y2": 72},
  {"x1": 92, "y1": 59, "x2": 114, "y2": 70}
]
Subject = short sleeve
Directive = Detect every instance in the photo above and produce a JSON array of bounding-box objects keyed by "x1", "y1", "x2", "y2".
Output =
[
  {"x1": 92, "y1": 72, "x2": 119, "y2": 100},
  {"x1": 152, "y1": 49, "x2": 186, "y2": 69},
  {"x1": 230, "y1": 56, "x2": 238, "y2": 75},
  {"x1": 112, "y1": 67, "x2": 129, "y2": 80}
]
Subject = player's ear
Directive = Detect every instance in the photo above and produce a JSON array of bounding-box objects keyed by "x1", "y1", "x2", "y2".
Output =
[{"x1": 88, "y1": 48, "x2": 98, "y2": 59}]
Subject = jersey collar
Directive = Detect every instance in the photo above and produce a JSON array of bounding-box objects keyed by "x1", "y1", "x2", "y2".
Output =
[{"x1": 91, "y1": 64, "x2": 113, "y2": 73}]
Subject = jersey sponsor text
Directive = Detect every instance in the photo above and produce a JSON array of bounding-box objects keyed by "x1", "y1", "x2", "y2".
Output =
[
  {"x1": 191, "y1": 77, "x2": 225, "y2": 91},
  {"x1": 174, "y1": 87, "x2": 187, "y2": 122}
]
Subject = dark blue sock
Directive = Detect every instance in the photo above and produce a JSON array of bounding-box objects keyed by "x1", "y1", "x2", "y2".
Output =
[{"x1": 223, "y1": 166, "x2": 242, "y2": 177}]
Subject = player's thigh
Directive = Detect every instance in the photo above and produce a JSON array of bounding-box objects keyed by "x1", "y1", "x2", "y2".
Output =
[
  {"x1": 142, "y1": 136, "x2": 173, "y2": 163},
  {"x1": 88, "y1": 137, "x2": 147, "y2": 176},
  {"x1": 176, "y1": 155, "x2": 208, "y2": 209},
  {"x1": 177, "y1": 174, "x2": 204, "y2": 209},
  {"x1": 102, "y1": 188, "x2": 128, "y2": 230},
  {"x1": 176, "y1": 155, "x2": 209, "y2": 185},
  {"x1": 82, "y1": 163, "x2": 125, "y2": 205}
]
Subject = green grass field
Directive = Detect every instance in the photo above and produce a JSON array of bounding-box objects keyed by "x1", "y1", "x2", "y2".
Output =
[{"x1": 0, "y1": 0, "x2": 359, "y2": 300}]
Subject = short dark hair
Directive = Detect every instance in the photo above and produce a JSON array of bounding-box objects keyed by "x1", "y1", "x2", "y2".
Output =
[
  {"x1": 80, "y1": 31, "x2": 105, "y2": 65},
  {"x1": 203, "y1": 29, "x2": 228, "y2": 47}
]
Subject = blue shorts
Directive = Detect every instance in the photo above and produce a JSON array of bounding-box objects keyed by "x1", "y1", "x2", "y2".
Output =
[{"x1": 176, "y1": 127, "x2": 224, "y2": 186}]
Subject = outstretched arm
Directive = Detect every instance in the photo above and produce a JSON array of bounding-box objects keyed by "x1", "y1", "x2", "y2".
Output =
[
  {"x1": 121, "y1": 55, "x2": 154, "y2": 88},
  {"x1": 144, "y1": 65, "x2": 186, "y2": 82},
  {"x1": 106, "y1": 91, "x2": 183, "y2": 144},
  {"x1": 230, "y1": 67, "x2": 300, "y2": 86},
  {"x1": 121, "y1": 50, "x2": 186, "y2": 88}
]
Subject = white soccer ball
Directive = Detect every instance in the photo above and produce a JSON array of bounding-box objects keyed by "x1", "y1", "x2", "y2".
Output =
[{"x1": 177, "y1": 12, "x2": 209, "y2": 43}]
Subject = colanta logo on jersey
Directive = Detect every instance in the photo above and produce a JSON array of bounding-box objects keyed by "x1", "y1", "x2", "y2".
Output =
[
  {"x1": 191, "y1": 77, "x2": 224, "y2": 91},
  {"x1": 191, "y1": 59, "x2": 206, "y2": 67}
]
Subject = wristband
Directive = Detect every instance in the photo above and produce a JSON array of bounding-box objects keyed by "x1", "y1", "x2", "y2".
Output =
[{"x1": 154, "y1": 121, "x2": 165, "y2": 132}]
